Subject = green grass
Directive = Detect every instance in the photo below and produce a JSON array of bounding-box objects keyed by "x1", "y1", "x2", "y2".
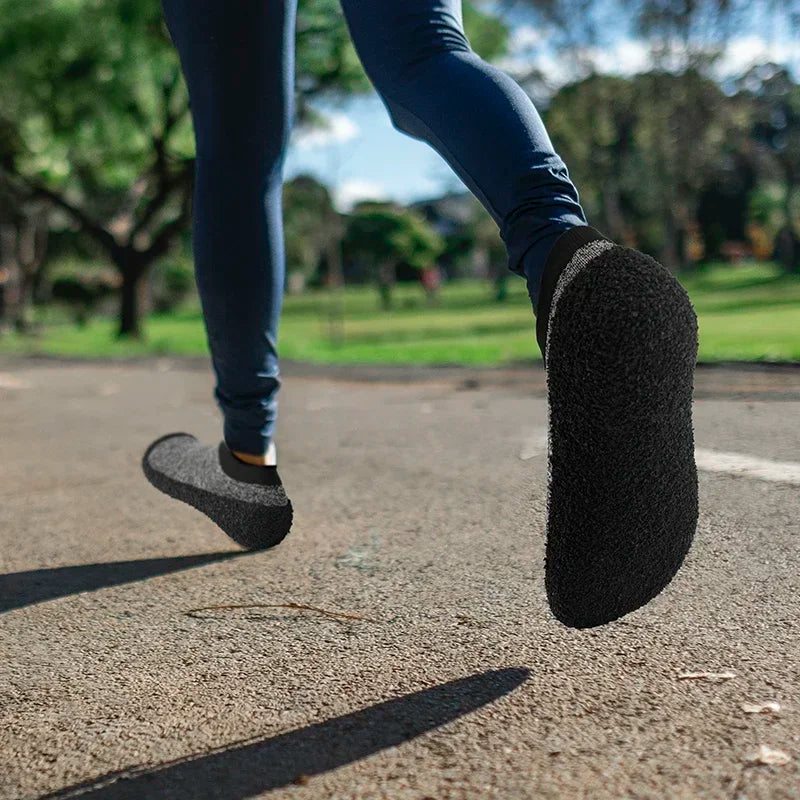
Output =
[{"x1": 2, "y1": 262, "x2": 799, "y2": 365}]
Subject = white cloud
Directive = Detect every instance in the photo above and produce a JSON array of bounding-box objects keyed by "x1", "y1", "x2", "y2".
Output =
[
  {"x1": 333, "y1": 178, "x2": 387, "y2": 212},
  {"x1": 496, "y1": 23, "x2": 561, "y2": 81},
  {"x1": 499, "y1": 34, "x2": 798, "y2": 91},
  {"x1": 715, "y1": 35, "x2": 798, "y2": 78},
  {"x1": 509, "y1": 24, "x2": 544, "y2": 52},
  {"x1": 292, "y1": 112, "x2": 360, "y2": 150},
  {"x1": 589, "y1": 39, "x2": 650, "y2": 75}
]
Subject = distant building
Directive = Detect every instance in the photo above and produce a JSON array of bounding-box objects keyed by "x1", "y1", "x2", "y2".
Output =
[
  {"x1": 410, "y1": 190, "x2": 474, "y2": 238},
  {"x1": 410, "y1": 191, "x2": 488, "y2": 280}
]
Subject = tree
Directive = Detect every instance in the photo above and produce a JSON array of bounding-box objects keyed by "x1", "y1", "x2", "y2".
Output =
[
  {"x1": 514, "y1": 0, "x2": 793, "y2": 266},
  {"x1": 282, "y1": 174, "x2": 341, "y2": 292},
  {"x1": 282, "y1": 172, "x2": 345, "y2": 344},
  {"x1": 546, "y1": 70, "x2": 744, "y2": 268},
  {"x1": 545, "y1": 75, "x2": 639, "y2": 245},
  {"x1": 517, "y1": 0, "x2": 792, "y2": 72},
  {"x1": 633, "y1": 70, "x2": 740, "y2": 269},
  {"x1": 449, "y1": 195, "x2": 509, "y2": 299},
  {"x1": 0, "y1": 177, "x2": 49, "y2": 332},
  {"x1": 0, "y1": 0, "x2": 197, "y2": 337},
  {"x1": 736, "y1": 63, "x2": 800, "y2": 272},
  {"x1": 343, "y1": 202, "x2": 444, "y2": 309}
]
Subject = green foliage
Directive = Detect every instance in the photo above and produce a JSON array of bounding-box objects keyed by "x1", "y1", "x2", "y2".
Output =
[
  {"x1": 737, "y1": 65, "x2": 800, "y2": 222},
  {"x1": 294, "y1": 0, "x2": 371, "y2": 124},
  {"x1": 0, "y1": 0, "x2": 195, "y2": 336},
  {"x1": 343, "y1": 202, "x2": 445, "y2": 307},
  {"x1": 344, "y1": 203, "x2": 445, "y2": 273},
  {"x1": 151, "y1": 260, "x2": 193, "y2": 313},
  {"x1": 462, "y1": 2, "x2": 509, "y2": 61},
  {"x1": 0, "y1": 0, "x2": 187, "y2": 191},
  {"x1": 749, "y1": 187, "x2": 785, "y2": 230},
  {"x1": 546, "y1": 70, "x2": 749, "y2": 263},
  {"x1": 282, "y1": 173, "x2": 340, "y2": 282},
  {"x1": 49, "y1": 270, "x2": 119, "y2": 326}
]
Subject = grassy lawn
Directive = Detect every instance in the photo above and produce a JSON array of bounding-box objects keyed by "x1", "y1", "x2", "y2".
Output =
[{"x1": 1, "y1": 262, "x2": 799, "y2": 365}]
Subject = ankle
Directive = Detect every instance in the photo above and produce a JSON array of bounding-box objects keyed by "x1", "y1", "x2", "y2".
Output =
[
  {"x1": 231, "y1": 440, "x2": 277, "y2": 467},
  {"x1": 535, "y1": 226, "x2": 610, "y2": 361}
]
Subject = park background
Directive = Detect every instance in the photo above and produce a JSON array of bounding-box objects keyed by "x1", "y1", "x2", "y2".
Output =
[{"x1": 1, "y1": 0, "x2": 800, "y2": 366}]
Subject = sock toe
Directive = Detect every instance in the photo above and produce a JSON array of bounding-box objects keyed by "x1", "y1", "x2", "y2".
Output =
[
  {"x1": 142, "y1": 433, "x2": 293, "y2": 551},
  {"x1": 544, "y1": 245, "x2": 698, "y2": 628}
]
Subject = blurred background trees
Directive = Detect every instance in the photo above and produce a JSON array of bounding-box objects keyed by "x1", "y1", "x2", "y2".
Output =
[
  {"x1": 1, "y1": 0, "x2": 799, "y2": 343},
  {"x1": 0, "y1": 0, "x2": 503, "y2": 336},
  {"x1": 0, "y1": 0, "x2": 194, "y2": 337},
  {"x1": 343, "y1": 202, "x2": 444, "y2": 310}
]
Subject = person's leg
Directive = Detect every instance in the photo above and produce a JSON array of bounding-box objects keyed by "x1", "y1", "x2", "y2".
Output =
[
  {"x1": 163, "y1": 0, "x2": 295, "y2": 461},
  {"x1": 340, "y1": 0, "x2": 698, "y2": 628},
  {"x1": 338, "y1": 0, "x2": 588, "y2": 312},
  {"x1": 141, "y1": 0, "x2": 296, "y2": 550}
]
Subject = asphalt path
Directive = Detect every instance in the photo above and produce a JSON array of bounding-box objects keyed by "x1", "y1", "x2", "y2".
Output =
[{"x1": 1, "y1": 357, "x2": 798, "y2": 799}]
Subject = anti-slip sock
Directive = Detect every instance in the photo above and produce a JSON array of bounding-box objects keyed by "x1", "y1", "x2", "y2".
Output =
[
  {"x1": 536, "y1": 227, "x2": 699, "y2": 628},
  {"x1": 142, "y1": 432, "x2": 293, "y2": 551}
]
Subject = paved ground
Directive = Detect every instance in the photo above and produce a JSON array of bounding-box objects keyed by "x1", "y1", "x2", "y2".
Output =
[{"x1": 1, "y1": 356, "x2": 799, "y2": 800}]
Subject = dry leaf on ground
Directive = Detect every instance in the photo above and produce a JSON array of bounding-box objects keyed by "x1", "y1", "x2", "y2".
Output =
[
  {"x1": 746, "y1": 745, "x2": 791, "y2": 766},
  {"x1": 741, "y1": 701, "x2": 781, "y2": 715},
  {"x1": 677, "y1": 670, "x2": 736, "y2": 682}
]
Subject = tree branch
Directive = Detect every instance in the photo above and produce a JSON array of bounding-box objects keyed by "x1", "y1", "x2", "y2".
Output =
[
  {"x1": 132, "y1": 157, "x2": 193, "y2": 239},
  {"x1": 130, "y1": 70, "x2": 190, "y2": 239},
  {"x1": 6, "y1": 169, "x2": 117, "y2": 254},
  {"x1": 143, "y1": 177, "x2": 193, "y2": 263}
]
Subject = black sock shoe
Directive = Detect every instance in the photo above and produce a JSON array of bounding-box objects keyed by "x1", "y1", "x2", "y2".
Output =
[
  {"x1": 142, "y1": 433, "x2": 293, "y2": 551},
  {"x1": 536, "y1": 227, "x2": 699, "y2": 628}
]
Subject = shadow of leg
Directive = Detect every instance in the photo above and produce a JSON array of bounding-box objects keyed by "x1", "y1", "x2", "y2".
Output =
[
  {"x1": 0, "y1": 552, "x2": 243, "y2": 614},
  {"x1": 39, "y1": 668, "x2": 530, "y2": 799}
]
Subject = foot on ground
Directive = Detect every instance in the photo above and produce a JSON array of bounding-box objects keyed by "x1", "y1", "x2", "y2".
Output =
[
  {"x1": 539, "y1": 227, "x2": 698, "y2": 628},
  {"x1": 142, "y1": 433, "x2": 293, "y2": 551}
]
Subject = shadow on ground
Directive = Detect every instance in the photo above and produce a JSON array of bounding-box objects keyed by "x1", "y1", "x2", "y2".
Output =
[
  {"x1": 38, "y1": 668, "x2": 530, "y2": 799},
  {"x1": 0, "y1": 552, "x2": 242, "y2": 614}
]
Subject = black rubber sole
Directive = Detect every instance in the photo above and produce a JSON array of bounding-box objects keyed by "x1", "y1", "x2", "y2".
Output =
[
  {"x1": 544, "y1": 246, "x2": 698, "y2": 628},
  {"x1": 141, "y1": 433, "x2": 293, "y2": 551}
]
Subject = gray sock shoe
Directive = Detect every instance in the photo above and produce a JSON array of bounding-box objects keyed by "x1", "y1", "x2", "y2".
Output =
[{"x1": 142, "y1": 433, "x2": 293, "y2": 551}]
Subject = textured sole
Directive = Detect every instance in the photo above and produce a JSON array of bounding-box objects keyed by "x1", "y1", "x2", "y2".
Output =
[
  {"x1": 142, "y1": 433, "x2": 293, "y2": 551},
  {"x1": 544, "y1": 246, "x2": 698, "y2": 628}
]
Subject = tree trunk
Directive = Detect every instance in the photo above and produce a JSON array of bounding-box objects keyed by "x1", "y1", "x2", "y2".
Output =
[
  {"x1": 494, "y1": 272, "x2": 508, "y2": 302},
  {"x1": 378, "y1": 282, "x2": 392, "y2": 311},
  {"x1": 602, "y1": 186, "x2": 625, "y2": 244},
  {"x1": 660, "y1": 211, "x2": 681, "y2": 273},
  {"x1": 378, "y1": 261, "x2": 394, "y2": 311},
  {"x1": 14, "y1": 214, "x2": 49, "y2": 332},
  {"x1": 117, "y1": 254, "x2": 149, "y2": 338},
  {"x1": 773, "y1": 225, "x2": 800, "y2": 274},
  {"x1": 119, "y1": 269, "x2": 140, "y2": 337},
  {"x1": 326, "y1": 230, "x2": 345, "y2": 346},
  {"x1": 14, "y1": 270, "x2": 36, "y2": 332},
  {"x1": 0, "y1": 222, "x2": 18, "y2": 331},
  {"x1": 783, "y1": 174, "x2": 794, "y2": 233}
]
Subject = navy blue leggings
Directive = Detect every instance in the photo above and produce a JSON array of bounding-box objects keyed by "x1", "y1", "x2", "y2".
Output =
[{"x1": 160, "y1": 0, "x2": 587, "y2": 456}]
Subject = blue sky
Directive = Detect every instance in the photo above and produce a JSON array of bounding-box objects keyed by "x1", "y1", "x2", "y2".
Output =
[{"x1": 283, "y1": 3, "x2": 798, "y2": 212}]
